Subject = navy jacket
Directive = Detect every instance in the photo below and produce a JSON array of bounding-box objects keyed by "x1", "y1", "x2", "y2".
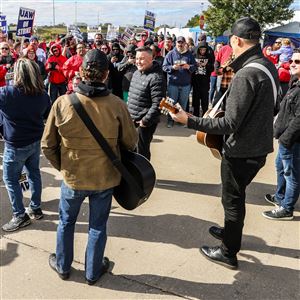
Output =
[
  {"x1": 0, "y1": 86, "x2": 51, "y2": 147},
  {"x1": 162, "y1": 48, "x2": 197, "y2": 86}
]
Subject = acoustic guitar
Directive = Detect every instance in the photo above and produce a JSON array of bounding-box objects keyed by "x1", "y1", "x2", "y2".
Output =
[
  {"x1": 159, "y1": 97, "x2": 179, "y2": 114},
  {"x1": 196, "y1": 109, "x2": 224, "y2": 160},
  {"x1": 159, "y1": 98, "x2": 224, "y2": 160}
]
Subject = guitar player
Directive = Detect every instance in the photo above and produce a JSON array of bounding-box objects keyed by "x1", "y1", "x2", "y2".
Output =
[{"x1": 169, "y1": 17, "x2": 279, "y2": 269}]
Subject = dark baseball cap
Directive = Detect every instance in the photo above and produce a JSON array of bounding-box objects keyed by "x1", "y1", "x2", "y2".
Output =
[
  {"x1": 82, "y1": 49, "x2": 109, "y2": 71},
  {"x1": 227, "y1": 17, "x2": 261, "y2": 40},
  {"x1": 177, "y1": 36, "x2": 186, "y2": 42}
]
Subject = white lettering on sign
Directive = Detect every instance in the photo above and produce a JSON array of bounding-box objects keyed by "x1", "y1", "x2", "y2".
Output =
[
  {"x1": 17, "y1": 27, "x2": 31, "y2": 35},
  {"x1": 19, "y1": 8, "x2": 35, "y2": 21}
]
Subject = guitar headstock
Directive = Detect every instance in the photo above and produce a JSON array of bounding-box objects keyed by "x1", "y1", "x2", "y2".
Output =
[{"x1": 159, "y1": 98, "x2": 179, "y2": 115}]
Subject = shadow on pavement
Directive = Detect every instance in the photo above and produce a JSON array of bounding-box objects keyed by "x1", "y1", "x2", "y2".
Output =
[
  {"x1": 63, "y1": 258, "x2": 298, "y2": 300},
  {"x1": 0, "y1": 241, "x2": 19, "y2": 267},
  {"x1": 155, "y1": 179, "x2": 283, "y2": 207}
]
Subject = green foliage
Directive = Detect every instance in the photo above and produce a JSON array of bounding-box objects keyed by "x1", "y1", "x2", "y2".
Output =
[
  {"x1": 186, "y1": 14, "x2": 200, "y2": 27},
  {"x1": 186, "y1": 0, "x2": 295, "y2": 37}
]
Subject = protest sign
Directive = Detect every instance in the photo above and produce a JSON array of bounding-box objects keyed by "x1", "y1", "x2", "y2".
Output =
[
  {"x1": 120, "y1": 27, "x2": 135, "y2": 46},
  {"x1": 106, "y1": 25, "x2": 119, "y2": 41},
  {"x1": 16, "y1": 7, "x2": 35, "y2": 37},
  {"x1": 0, "y1": 15, "x2": 7, "y2": 34},
  {"x1": 87, "y1": 25, "x2": 102, "y2": 41},
  {"x1": 144, "y1": 10, "x2": 156, "y2": 32}
]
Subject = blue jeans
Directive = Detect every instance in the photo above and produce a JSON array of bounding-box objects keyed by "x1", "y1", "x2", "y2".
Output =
[
  {"x1": 209, "y1": 76, "x2": 217, "y2": 103},
  {"x1": 3, "y1": 141, "x2": 42, "y2": 216},
  {"x1": 168, "y1": 84, "x2": 191, "y2": 110},
  {"x1": 56, "y1": 182, "x2": 113, "y2": 281},
  {"x1": 275, "y1": 143, "x2": 300, "y2": 212}
]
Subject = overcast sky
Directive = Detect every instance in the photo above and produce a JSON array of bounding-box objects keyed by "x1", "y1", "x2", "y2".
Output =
[{"x1": 1, "y1": 0, "x2": 299, "y2": 27}]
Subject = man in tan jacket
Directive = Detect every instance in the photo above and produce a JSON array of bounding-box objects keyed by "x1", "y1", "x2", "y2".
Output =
[{"x1": 41, "y1": 49, "x2": 138, "y2": 285}]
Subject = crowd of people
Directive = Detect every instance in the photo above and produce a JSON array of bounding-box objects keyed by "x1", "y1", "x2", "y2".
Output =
[{"x1": 0, "y1": 17, "x2": 299, "y2": 283}]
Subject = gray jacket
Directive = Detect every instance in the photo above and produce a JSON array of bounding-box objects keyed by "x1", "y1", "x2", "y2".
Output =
[{"x1": 188, "y1": 44, "x2": 279, "y2": 158}]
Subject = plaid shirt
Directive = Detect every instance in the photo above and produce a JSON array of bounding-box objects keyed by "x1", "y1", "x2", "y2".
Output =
[
  {"x1": 221, "y1": 67, "x2": 234, "y2": 89},
  {"x1": 220, "y1": 55, "x2": 234, "y2": 89}
]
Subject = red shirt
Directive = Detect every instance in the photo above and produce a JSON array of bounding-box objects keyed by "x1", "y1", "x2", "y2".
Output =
[{"x1": 216, "y1": 45, "x2": 232, "y2": 66}]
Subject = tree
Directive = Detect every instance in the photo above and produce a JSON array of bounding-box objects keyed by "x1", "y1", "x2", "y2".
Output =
[
  {"x1": 186, "y1": 0, "x2": 295, "y2": 37},
  {"x1": 186, "y1": 14, "x2": 200, "y2": 27}
]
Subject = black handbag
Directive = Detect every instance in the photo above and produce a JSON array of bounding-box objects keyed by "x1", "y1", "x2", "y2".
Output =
[{"x1": 69, "y1": 93, "x2": 156, "y2": 210}]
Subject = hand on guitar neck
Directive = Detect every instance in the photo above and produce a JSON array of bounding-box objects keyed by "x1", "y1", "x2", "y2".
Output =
[{"x1": 159, "y1": 98, "x2": 191, "y2": 125}]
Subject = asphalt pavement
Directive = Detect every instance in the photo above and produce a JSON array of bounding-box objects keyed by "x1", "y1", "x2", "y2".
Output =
[{"x1": 0, "y1": 119, "x2": 299, "y2": 299}]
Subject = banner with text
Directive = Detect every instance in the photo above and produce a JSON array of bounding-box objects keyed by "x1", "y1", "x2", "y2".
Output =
[
  {"x1": 16, "y1": 7, "x2": 35, "y2": 37},
  {"x1": 106, "y1": 25, "x2": 119, "y2": 41},
  {"x1": 120, "y1": 27, "x2": 135, "y2": 46},
  {"x1": 143, "y1": 10, "x2": 156, "y2": 32},
  {"x1": 0, "y1": 15, "x2": 7, "y2": 34}
]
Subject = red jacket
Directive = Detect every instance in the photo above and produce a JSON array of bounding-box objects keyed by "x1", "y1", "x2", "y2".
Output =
[
  {"x1": 0, "y1": 65, "x2": 7, "y2": 87},
  {"x1": 278, "y1": 62, "x2": 291, "y2": 83},
  {"x1": 45, "y1": 44, "x2": 68, "y2": 84},
  {"x1": 62, "y1": 54, "x2": 83, "y2": 92},
  {"x1": 262, "y1": 46, "x2": 278, "y2": 65}
]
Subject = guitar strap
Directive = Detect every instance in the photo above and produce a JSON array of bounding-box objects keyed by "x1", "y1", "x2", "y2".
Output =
[
  {"x1": 244, "y1": 62, "x2": 278, "y2": 106},
  {"x1": 209, "y1": 89, "x2": 229, "y2": 117},
  {"x1": 211, "y1": 62, "x2": 278, "y2": 116},
  {"x1": 69, "y1": 93, "x2": 145, "y2": 199}
]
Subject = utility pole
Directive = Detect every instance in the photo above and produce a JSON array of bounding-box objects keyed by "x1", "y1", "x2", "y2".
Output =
[
  {"x1": 52, "y1": 0, "x2": 55, "y2": 26},
  {"x1": 75, "y1": 1, "x2": 77, "y2": 25}
]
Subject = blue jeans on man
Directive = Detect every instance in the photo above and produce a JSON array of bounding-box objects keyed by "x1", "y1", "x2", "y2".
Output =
[
  {"x1": 168, "y1": 84, "x2": 191, "y2": 110},
  {"x1": 3, "y1": 141, "x2": 42, "y2": 216},
  {"x1": 275, "y1": 142, "x2": 300, "y2": 212},
  {"x1": 56, "y1": 182, "x2": 113, "y2": 281},
  {"x1": 167, "y1": 84, "x2": 191, "y2": 124}
]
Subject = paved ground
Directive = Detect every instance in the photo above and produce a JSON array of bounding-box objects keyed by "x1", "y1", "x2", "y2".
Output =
[{"x1": 0, "y1": 119, "x2": 299, "y2": 299}]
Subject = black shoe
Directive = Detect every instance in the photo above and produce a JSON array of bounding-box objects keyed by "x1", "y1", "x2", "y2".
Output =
[
  {"x1": 26, "y1": 207, "x2": 44, "y2": 220},
  {"x1": 262, "y1": 206, "x2": 293, "y2": 220},
  {"x1": 209, "y1": 226, "x2": 224, "y2": 240},
  {"x1": 49, "y1": 253, "x2": 70, "y2": 280},
  {"x1": 200, "y1": 246, "x2": 238, "y2": 269},
  {"x1": 264, "y1": 194, "x2": 280, "y2": 206},
  {"x1": 85, "y1": 257, "x2": 110, "y2": 285},
  {"x1": 2, "y1": 214, "x2": 31, "y2": 232}
]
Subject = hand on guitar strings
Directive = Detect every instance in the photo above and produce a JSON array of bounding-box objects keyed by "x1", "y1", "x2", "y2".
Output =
[{"x1": 169, "y1": 103, "x2": 189, "y2": 125}]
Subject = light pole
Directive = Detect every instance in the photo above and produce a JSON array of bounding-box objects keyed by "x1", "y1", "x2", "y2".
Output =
[
  {"x1": 52, "y1": 0, "x2": 55, "y2": 26},
  {"x1": 75, "y1": 1, "x2": 77, "y2": 25}
]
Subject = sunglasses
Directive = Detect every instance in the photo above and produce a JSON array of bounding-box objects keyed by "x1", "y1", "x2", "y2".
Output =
[
  {"x1": 177, "y1": 41, "x2": 184, "y2": 44},
  {"x1": 289, "y1": 59, "x2": 300, "y2": 65},
  {"x1": 1, "y1": 47, "x2": 9, "y2": 50},
  {"x1": 275, "y1": 41, "x2": 281, "y2": 44},
  {"x1": 52, "y1": 49, "x2": 58, "y2": 52}
]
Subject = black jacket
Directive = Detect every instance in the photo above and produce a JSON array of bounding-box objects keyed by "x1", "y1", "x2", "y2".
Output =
[
  {"x1": 188, "y1": 44, "x2": 279, "y2": 158},
  {"x1": 128, "y1": 61, "x2": 166, "y2": 127},
  {"x1": 118, "y1": 56, "x2": 137, "y2": 92},
  {"x1": 274, "y1": 77, "x2": 300, "y2": 148}
]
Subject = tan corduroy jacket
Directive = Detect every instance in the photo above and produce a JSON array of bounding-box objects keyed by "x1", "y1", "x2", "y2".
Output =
[{"x1": 41, "y1": 92, "x2": 138, "y2": 190}]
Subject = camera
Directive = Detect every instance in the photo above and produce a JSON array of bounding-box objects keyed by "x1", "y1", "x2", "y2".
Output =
[{"x1": 49, "y1": 62, "x2": 57, "y2": 70}]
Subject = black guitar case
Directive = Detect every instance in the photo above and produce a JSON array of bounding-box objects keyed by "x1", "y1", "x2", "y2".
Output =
[
  {"x1": 113, "y1": 150, "x2": 156, "y2": 210},
  {"x1": 69, "y1": 93, "x2": 156, "y2": 210}
]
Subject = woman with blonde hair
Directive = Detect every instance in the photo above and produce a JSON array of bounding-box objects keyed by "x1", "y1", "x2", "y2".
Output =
[
  {"x1": 271, "y1": 38, "x2": 293, "y2": 65},
  {"x1": 0, "y1": 58, "x2": 51, "y2": 232},
  {"x1": 0, "y1": 41, "x2": 15, "y2": 86}
]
